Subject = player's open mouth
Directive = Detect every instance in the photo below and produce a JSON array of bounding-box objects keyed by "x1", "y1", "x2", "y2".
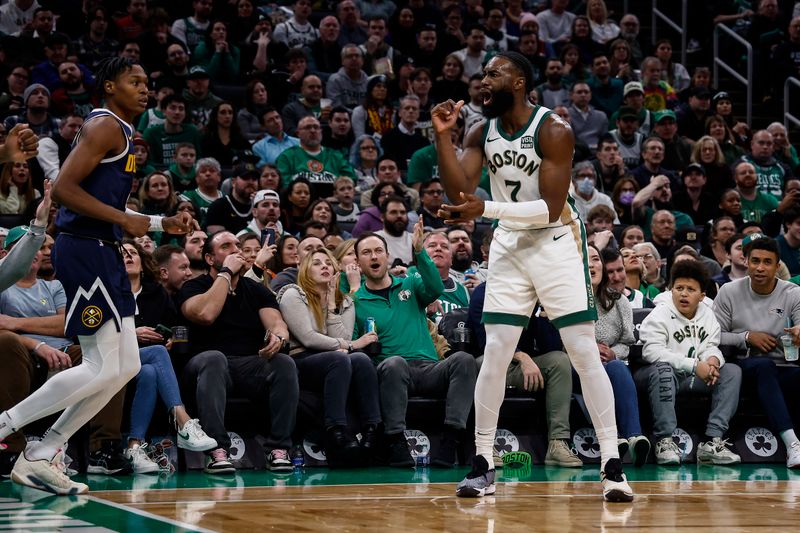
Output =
[
  {"x1": 480, "y1": 90, "x2": 493, "y2": 106},
  {"x1": 370, "y1": 262, "x2": 380, "y2": 270}
]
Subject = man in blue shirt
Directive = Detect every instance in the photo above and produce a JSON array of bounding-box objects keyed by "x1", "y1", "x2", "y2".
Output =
[{"x1": 252, "y1": 107, "x2": 300, "y2": 166}]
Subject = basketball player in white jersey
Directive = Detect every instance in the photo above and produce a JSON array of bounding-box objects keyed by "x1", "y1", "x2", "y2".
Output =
[{"x1": 431, "y1": 52, "x2": 633, "y2": 502}]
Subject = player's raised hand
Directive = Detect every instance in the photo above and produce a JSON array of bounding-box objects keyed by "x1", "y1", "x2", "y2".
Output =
[
  {"x1": 438, "y1": 192, "x2": 485, "y2": 225},
  {"x1": 163, "y1": 211, "x2": 199, "y2": 235},
  {"x1": 431, "y1": 99, "x2": 464, "y2": 134},
  {"x1": 34, "y1": 179, "x2": 52, "y2": 227}
]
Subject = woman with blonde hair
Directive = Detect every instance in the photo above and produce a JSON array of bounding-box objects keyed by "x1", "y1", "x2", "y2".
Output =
[
  {"x1": 587, "y1": 0, "x2": 620, "y2": 45},
  {"x1": 0, "y1": 161, "x2": 39, "y2": 214},
  {"x1": 690, "y1": 135, "x2": 735, "y2": 194},
  {"x1": 276, "y1": 248, "x2": 381, "y2": 466}
]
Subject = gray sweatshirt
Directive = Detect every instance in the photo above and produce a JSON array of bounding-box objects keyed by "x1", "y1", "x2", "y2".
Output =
[
  {"x1": 713, "y1": 277, "x2": 800, "y2": 362},
  {"x1": 325, "y1": 68, "x2": 368, "y2": 111},
  {"x1": 595, "y1": 294, "x2": 635, "y2": 362},
  {"x1": 276, "y1": 284, "x2": 355, "y2": 354},
  {"x1": 0, "y1": 223, "x2": 45, "y2": 291}
]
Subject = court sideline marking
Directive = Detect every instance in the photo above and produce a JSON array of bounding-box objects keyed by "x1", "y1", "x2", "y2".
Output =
[{"x1": 86, "y1": 495, "x2": 218, "y2": 533}]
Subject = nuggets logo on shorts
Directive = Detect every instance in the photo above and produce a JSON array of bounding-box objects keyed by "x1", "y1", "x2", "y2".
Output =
[{"x1": 81, "y1": 305, "x2": 103, "y2": 328}]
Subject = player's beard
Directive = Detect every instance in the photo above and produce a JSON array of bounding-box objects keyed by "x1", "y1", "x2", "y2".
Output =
[{"x1": 483, "y1": 88, "x2": 515, "y2": 119}]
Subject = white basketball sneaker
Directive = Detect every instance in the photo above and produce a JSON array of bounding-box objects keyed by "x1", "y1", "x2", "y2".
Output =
[
  {"x1": 601, "y1": 458, "x2": 634, "y2": 502},
  {"x1": 11, "y1": 447, "x2": 88, "y2": 495}
]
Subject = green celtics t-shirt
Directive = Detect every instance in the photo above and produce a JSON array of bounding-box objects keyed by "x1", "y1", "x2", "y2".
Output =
[
  {"x1": 276, "y1": 146, "x2": 355, "y2": 198},
  {"x1": 740, "y1": 192, "x2": 778, "y2": 223},
  {"x1": 432, "y1": 276, "x2": 470, "y2": 323},
  {"x1": 142, "y1": 124, "x2": 202, "y2": 169},
  {"x1": 180, "y1": 189, "x2": 222, "y2": 227}
]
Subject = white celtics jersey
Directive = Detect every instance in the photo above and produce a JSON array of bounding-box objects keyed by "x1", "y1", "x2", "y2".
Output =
[{"x1": 483, "y1": 105, "x2": 578, "y2": 231}]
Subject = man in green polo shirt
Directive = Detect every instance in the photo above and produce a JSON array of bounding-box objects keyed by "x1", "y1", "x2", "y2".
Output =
[{"x1": 352, "y1": 221, "x2": 477, "y2": 469}]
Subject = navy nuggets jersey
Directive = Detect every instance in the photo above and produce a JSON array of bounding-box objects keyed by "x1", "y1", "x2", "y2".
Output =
[
  {"x1": 55, "y1": 108, "x2": 137, "y2": 242},
  {"x1": 52, "y1": 108, "x2": 137, "y2": 337}
]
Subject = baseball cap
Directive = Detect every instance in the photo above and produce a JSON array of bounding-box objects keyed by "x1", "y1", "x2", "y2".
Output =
[
  {"x1": 3, "y1": 225, "x2": 28, "y2": 250},
  {"x1": 187, "y1": 65, "x2": 210, "y2": 80},
  {"x1": 683, "y1": 163, "x2": 706, "y2": 176},
  {"x1": 623, "y1": 81, "x2": 644, "y2": 97},
  {"x1": 234, "y1": 160, "x2": 259, "y2": 179},
  {"x1": 713, "y1": 91, "x2": 731, "y2": 103},
  {"x1": 653, "y1": 109, "x2": 676, "y2": 123},
  {"x1": 618, "y1": 106, "x2": 639, "y2": 120},
  {"x1": 690, "y1": 86, "x2": 711, "y2": 98},
  {"x1": 253, "y1": 189, "x2": 280, "y2": 206},
  {"x1": 742, "y1": 232, "x2": 765, "y2": 251}
]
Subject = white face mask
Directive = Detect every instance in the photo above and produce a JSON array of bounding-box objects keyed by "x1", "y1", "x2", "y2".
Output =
[{"x1": 577, "y1": 177, "x2": 595, "y2": 195}]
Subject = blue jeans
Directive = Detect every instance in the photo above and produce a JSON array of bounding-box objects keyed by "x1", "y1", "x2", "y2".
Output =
[
  {"x1": 605, "y1": 360, "x2": 642, "y2": 439},
  {"x1": 738, "y1": 357, "x2": 800, "y2": 433},
  {"x1": 129, "y1": 345, "x2": 184, "y2": 441}
]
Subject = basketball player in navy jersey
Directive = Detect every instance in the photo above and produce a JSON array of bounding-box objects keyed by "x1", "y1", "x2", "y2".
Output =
[
  {"x1": 0, "y1": 58, "x2": 195, "y2": 495},
  {"x1": 432, "y1": 52, "x2": 633, "y2": 502}
]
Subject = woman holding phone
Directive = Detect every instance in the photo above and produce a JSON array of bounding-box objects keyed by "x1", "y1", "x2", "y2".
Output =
[{"x1": 122, "y1": 240, "x2": 217, "y2": 473}]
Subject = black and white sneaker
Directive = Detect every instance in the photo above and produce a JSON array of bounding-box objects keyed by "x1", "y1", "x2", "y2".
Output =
[
  {"x1": 456, "y1": 456, "x2": 496, "y2": 497},
  {"x1": 601, "y1": 458, "x2": 634, "y2": 502},
  {"x1": 87, "y1": 442, "x2": 133, "y2": 476},
  {"x1": 204, "y1": 448, "x2": 235, "y2": 475}
]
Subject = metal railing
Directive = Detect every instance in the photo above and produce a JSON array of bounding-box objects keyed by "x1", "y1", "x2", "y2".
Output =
[
  {"x1": 652, "y1": 0, "x2": 687, "y2": 67},
  {"x1": 713, "y1": 23, "x2": 752, "y2": 126},
  {"x1": 785, "y1": 77, "x2": 800, "y2": 131}
]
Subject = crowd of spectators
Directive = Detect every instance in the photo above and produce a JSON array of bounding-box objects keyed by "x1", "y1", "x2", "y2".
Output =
[{"x1": 3, "y1": 0, "x2": 800, "y2": 476}]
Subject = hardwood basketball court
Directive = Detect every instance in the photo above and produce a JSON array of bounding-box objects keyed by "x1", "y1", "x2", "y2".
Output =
[{"x1": 2, "y1": 465, "x2": 799, "y2": 531}]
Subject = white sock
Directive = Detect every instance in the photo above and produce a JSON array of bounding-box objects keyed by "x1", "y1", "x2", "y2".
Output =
[
  {"x1": 474, "y1": 323, "x2": 523, "y2": 468},
  {"x1": 781, "y1": 429, "x2": 799, "y2": 448},
  {"x1": 0, "y1": 411, "x2": 15, "y2": 441},
  {"x1": 559, "y1": 322, "x2": 619, "y2": 471},
  {"x1": 25, "y1": 429, "x2": 64, "y2": 462}
]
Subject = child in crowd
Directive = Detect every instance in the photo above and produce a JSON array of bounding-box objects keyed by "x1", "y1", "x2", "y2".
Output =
[
  {"x1": 637, "y1": 260, "x2": 741, "y2": 465},
  {"x1": 168, "y1": 143, "x2": 197, "y2": 193},
  {"x1": 333, "y1": 176, "x2": 360, "y2": 223}
]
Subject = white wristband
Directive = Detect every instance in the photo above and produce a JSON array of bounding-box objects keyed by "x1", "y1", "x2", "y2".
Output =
[
  {"x1": 482, "y1": 199, "x2": 550, "y2": 225},
  {"x1": 149, "y1": 216, "x2": 164, "y2": 232},
  {"x1": 124, "y1": 208, "x2": 163, "y2": 232}
]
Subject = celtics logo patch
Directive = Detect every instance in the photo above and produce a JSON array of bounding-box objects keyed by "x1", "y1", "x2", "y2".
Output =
[{"x1": 81, "y1": 305, "x2": 103, "y2": 328}]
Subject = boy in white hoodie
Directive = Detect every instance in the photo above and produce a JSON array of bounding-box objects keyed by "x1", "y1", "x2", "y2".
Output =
[{"x1": 635, "y1": 260, "x2": 742, "y2": 465}]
